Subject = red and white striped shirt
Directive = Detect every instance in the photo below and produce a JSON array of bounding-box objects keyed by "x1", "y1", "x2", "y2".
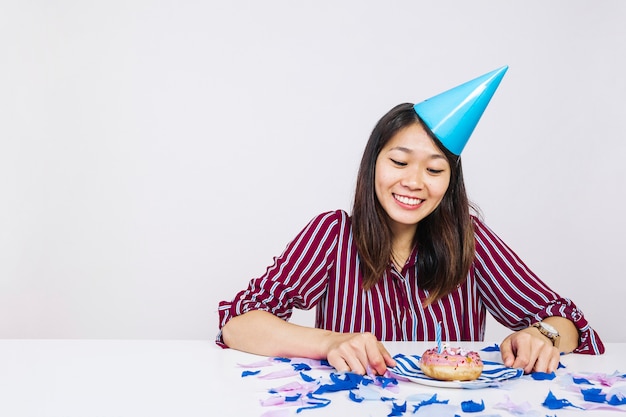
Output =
[{"x1": 217, "y1": 210, "x2": 604, "y2": 354}]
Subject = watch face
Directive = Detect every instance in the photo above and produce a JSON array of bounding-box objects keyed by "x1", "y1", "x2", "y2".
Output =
[{"x1": 541, "y1": 322, "x2": 558, "y2": 334}]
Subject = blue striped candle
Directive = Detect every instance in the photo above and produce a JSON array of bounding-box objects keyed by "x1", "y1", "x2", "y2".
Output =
[{"x1": 436, "y1": 321, "x2": 442, "y2": 353}]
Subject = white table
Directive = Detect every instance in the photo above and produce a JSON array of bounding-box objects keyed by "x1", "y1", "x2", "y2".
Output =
[{"x1": 0, "y1": 340, "x2": 624, "y2": 416}]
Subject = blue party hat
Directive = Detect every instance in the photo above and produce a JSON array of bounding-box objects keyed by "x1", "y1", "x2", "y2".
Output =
[{"x1": 413, "y1": 66, "x2": 508, "y2": 155}]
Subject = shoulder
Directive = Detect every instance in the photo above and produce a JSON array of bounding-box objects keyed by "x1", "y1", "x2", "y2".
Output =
[
  {"x1": 470, "y1": 214, "x2": 494, "y2": 238},
  {"x1": 310, "y1": 209, "x2": 351, "y2": 224},
  {"x1": 302, "y1": 209, "x2": 352, "y2": 234},
  {"x1": 470, "y1": 214, "x2": 502, "y2": 254}
]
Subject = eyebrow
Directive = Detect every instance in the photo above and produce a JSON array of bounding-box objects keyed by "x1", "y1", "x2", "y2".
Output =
[{"x1": 388, "y1": 146, "x2": 447, "y2": 160}]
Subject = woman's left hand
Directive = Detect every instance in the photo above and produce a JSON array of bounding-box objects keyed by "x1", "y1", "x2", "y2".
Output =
[{"x1": 500, "y1": 327, "x2": 560, "y2": 374}]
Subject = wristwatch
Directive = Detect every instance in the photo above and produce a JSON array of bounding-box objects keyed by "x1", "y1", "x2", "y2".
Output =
[{"x1": 532, "y1": 321, "x2": 560, "y2": 348}]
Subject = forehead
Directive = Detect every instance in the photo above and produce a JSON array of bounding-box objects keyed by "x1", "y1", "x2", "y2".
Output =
[{"x1": 382, "y1": 123, "x2": 445, "y2": 157}]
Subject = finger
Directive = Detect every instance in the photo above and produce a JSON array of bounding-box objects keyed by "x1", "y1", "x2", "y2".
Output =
[
  {"x1": 499, "y1": 339, "x2": 515, "y2": 368},
  {"x1": 327, "y1": 353, "x2": 351, "y2": 373},
  {"x1": 547, "y1": 351, "x2": 560, "y2": 373},
  {"x1": 363, "y1": 342, "x2": 388, "y2": 375},
  {"x1": 380, "y1": 343, "x2": 397, "y2": 368},
  {"x1": 531, "y1": 348, "x2": 551, "y2": 373},
  {"x1": 540, "y1": 348, "x2": 560, "y2": 373},
  {"x1": 344, "y1": 354, "x2": 367, "y2": 375}
]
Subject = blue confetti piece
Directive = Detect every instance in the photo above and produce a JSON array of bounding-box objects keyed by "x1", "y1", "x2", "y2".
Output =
[
  {"x1": 531, "y1": 372, "x2": 556, "y2": 380},
  {"x1": 461, "y1": 399, "x2": 485, "y2": 412},
  {"x1": 412, "y1": 394, "x2": 449, "y2": 412},
  {"x1": 241, "y1": 370, "x2": 261, "y2": 377},
  {"x1": 273, "y1": 357, "x2": 291, "y2": 363},
  {"x1": 292, "y1": 363, "x2": 312, "y2": 371},
  {"x1": 542, "y1": 390, "x2": 584, "y2": 410},
  {"x1": 296, "y1": 393, "x2": 331, "y2": 413},
  {"x1": 285, "y1": 394, "x2": 302, "y2": 402},
  {"x1": 581, "y1": 388, "x2": 606, "y2": 403},
  {"x1": 573, "y1": 377, "x2": 593, "y2": 385},
  {"x1": 314, "y1": 372, "x2": 363, "y2": 394},
  {"x1": 299, "y1": 371, "x2": 315, "y2": 382},
  {"x1": 376, "y1": 375, "x2": 398, "y2": 388},
  {"x1": 348, "y1": 390, "x2": 364, "y2": 403},
  {"x1": 388, "y1": 401, "x2": 406, "y2": 417},
  {"x1": 608, "y1": 394, "x2": 626, "y2": 406},
  {"x1": 481, "y1": 343, "x2": 500, "y2": 352}
]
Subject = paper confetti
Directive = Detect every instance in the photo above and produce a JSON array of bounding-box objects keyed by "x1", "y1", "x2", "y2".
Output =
[
  {"x1": 493, "y1": 395, "x2": 534, "y2": 415},
  {"x1": 412, "y1": 394, "x2": 449, "y2": 412},
  {"x1": 461, "y1": 399, "x2": 485, "y2": 412},
  {"x1": 481, "y1": 343, "x2": 501, "y2": 352},
  {"x1": 530, "y1": 372, "x2": 556, "y2": 381},
  {"x1": 542, "y1": 390, "x2": 584, "y2": 410}
]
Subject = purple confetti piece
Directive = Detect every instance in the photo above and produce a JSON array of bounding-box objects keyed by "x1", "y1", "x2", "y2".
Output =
[
  {"x1": 494, "y1": 395, "x2": 533, "y2": 414},
  {"x1": 260, "y1": 396, "x2": 288, "y2": 407},
  {"x1": 259, "y1": 369, "x2": 299, "y2": 379},
  {"x1": 571, "y1": 372, "x2": 625, "y2": 387},
  {"x1": 268, "y1": 380, "x2": 317, "y2": 395},
  {"x1": 260, "y1": 409, "x2": 291, "y2": 417},
  {"x1": 461, "y1": 399, "x2": 485, "y2": 412},
  {"x1": 238, "y1": 359, "x2": 276, "y2": 368}
]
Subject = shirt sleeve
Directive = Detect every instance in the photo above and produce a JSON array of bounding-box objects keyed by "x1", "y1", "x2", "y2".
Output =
[
  {"x1": 215, "y1": 210, "x2": 342, "y2": 347},
  {"x1": 472, "y1": 217, "x2": 605, "y2": 355}
]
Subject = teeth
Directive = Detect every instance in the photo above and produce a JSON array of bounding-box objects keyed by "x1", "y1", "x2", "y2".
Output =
[{"x1": 395, "y1": 194, "x2": 423, "y2": 205}]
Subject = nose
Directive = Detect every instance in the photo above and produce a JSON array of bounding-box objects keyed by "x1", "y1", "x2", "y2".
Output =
[{"x1": 401, "y1": 168, "x2": 424, "y2": 190}]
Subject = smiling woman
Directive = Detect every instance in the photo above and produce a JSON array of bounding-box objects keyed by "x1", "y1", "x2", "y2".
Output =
[
  {"x1": 217, "y1": 67, "x2": 604, "y2": 378},
  {"x1": 357, "y1": 105, "x2": 467, "y2": 299}
]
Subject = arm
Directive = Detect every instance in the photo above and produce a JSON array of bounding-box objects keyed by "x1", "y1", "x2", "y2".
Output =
[
  {"x1": 217, "y1": 211, "x2": 395, "y2": 374},
  {"x1": 222, "y1": 310, "x2": 395, "y2": 375},
  {"x1": 472, "y1": 217, "x2": 604, "y2": 372}
]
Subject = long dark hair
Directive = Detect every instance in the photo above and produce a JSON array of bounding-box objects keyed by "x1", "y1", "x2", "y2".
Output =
[{"x1": 352, "y1": 103, "x2": 475, "y2": 305}]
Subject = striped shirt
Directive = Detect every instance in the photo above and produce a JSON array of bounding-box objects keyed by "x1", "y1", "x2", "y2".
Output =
[{"x1": 217, "y1": 210, "x2": 604, "y2": 354}]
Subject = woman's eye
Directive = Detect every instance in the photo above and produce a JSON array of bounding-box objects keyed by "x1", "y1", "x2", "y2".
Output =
[
  {"x1": 390, "y1": 158, "x2": 407, "y2": 167},
  {"x1": 427, "y1": 168, "x2": 444, "y2": 174}
]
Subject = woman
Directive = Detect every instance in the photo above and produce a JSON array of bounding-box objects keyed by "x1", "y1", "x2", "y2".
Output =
[{"x1": 217, "y1": 67, "x2": 604, "y2": 376}]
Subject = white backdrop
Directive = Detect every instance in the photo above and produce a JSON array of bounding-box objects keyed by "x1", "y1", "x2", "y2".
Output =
[{"x1": 1, "y1": 1, "x2": 624, "y2": 343}]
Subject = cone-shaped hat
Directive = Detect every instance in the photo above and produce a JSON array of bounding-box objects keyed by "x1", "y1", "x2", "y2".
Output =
[{"x1": 413, "y1": 65, "x2": 508, "y2": 155}]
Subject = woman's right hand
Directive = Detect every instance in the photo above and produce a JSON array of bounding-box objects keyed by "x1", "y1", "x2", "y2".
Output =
[{"x1": 323, "y1": 332, "x2": 396, "y2": 375}]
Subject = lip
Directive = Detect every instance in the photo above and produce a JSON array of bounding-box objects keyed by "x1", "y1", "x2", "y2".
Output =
[{"x1": 393, "y1": 193, "x2": 424, "y2": 209}]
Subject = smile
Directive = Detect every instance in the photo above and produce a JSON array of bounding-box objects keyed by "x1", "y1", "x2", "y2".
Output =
[{"x1": 393, "y1": 194, "x2": 424, "y2": 206}]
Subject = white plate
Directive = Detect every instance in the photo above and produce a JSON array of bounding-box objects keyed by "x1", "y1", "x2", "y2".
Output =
[{"x1": 390, "y1": 353, "x2": 523, "y2": 389}]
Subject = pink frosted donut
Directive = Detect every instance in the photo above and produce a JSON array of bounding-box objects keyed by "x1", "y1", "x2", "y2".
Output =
[{"x1": 419, "y1": 347, "x2": 484, "y2": 381}]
